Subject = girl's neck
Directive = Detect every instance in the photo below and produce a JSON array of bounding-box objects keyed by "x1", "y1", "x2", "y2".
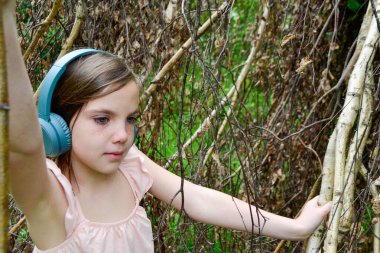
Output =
[{"x1": 70, "y1": 164, "x2": 120, "y2": 195}]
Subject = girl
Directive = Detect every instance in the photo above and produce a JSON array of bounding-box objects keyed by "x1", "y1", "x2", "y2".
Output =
[{"x1": 3, "y1": 1, "x2": 331, "y2": 252}]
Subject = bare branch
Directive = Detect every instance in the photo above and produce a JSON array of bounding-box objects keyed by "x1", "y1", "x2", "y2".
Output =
[
  {"x1": 164, "y1": 3, "x2": 269, "y2": 169},
  {"x1": 139, "y1": 1, "x2": 229, "y2": 108},
  {"x1": 58, "y1": 0, "x2": 85, "y2": 58},
  {"x1": 23, "y1": 0, "x2": 63, "y2": 62}
]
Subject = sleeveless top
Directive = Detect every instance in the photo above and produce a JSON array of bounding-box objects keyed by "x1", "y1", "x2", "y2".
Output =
[{"x1": 32, "y1": 145, "x2": 154, "y2": 253}]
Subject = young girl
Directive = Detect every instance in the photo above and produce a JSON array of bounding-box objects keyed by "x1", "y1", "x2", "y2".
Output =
[{"x1": 3, "y1": 1, "x2": 331, "y2": 252}]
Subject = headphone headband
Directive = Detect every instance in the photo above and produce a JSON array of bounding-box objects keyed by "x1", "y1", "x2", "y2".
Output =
[{"x1": 37, "y1": 49, "x2": 106, "y2": 120}]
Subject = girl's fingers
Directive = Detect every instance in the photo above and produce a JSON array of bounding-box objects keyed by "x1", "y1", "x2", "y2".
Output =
[{"x1": 321, "y1": 201, "x2": 332, "y2": 215}]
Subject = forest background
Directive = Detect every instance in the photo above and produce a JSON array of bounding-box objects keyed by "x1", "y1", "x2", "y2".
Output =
[{"x1": 3, "y1": 0, "x2": 380, "y2": 252}]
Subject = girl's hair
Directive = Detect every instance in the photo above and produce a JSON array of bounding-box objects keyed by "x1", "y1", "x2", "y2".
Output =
[{"x1": 51, "y1": 53, "x2": 136, "y2": 180}]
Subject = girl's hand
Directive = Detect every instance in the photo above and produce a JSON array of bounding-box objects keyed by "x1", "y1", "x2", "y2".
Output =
[{"x1": 294, "y1": 195, "x2": 332, "y2": 239}]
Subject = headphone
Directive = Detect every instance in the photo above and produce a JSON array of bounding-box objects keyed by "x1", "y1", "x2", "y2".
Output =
[{"x1": 38, "y1": 48, "x2": 138, "y2": 157}]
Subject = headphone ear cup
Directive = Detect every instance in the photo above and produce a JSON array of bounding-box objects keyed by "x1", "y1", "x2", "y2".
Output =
[
  {"x1": 50, "y1": 113, "x2": 71, "y2": 155},
  {"x1": 39, "y1": 118, "x2": 58, "y2": 157},
  {"x1": 39, "y1": 113, "x2": 71, "y2": 157}
]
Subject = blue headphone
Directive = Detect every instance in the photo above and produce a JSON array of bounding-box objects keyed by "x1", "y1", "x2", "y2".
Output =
[{"x1": 38, "y1": 48, "x2": 138, "y2": 157}]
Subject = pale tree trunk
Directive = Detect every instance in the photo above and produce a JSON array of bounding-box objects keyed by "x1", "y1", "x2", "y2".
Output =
[
  {"x1": 305, "y1": 2, "x2": 376, "y2": 252},
  {"x1": 322, "y1": 1, "x2": 380, "y2": 252},
  {"x1": 324, "y1": 28, "x2": 377, "y2": 253},
  {"x1": 340, "y1": 62, "x2": 374, "y2": 234},
  {"x1": 305, "y1": 129, "x2": 336, "y2": 252}
]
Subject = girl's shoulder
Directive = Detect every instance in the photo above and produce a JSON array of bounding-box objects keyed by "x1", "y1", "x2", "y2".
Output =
[
  {"x1": 44, "y1": 159, "x2": 78, "y2": 229},
  {"x1": 45, "y1": 159, "x2": 75, "y2": 202},
  {"x1": 119, "y1": 145, "x2": 153, "y2": 201}
]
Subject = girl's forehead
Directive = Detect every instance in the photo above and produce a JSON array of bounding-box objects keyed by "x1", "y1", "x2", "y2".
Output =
[{"x1": 83, "y1": 82, "x2": 139, "y2": 113}]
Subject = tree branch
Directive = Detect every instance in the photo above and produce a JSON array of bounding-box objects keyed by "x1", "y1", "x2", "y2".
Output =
[
  {"x1": 139, "y1": 1, "x2": 229, "y2": 108},
  {"x1": 23, "y1": 0, "x2": 63, "y2": 62}
]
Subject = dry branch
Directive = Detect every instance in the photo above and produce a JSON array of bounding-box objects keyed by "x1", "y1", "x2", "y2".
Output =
[
  {"x1": 163, "y1": 3, "x2": 268, "y2": 169},
  {"x1": 34, "y1": 0, "x2": 84, "y2": 102},
  {"x1": 139, "y1": 1, "x2": 229, "y2": 108},
  {"x1": 304, "y1": 3, "x2": 372, "y2": 126},
  {"x1": 200, "y1": 3, "x2": 269, "y2": 169},
  {"x1": 23, "y1": 0, "x2": 62, "y2": 61},
  {"x1": 0, "y1": 8, "x2": 9, "y2": 253},
  {"x1": 8, "y1": 216, "x2": 25, "y2": 235},
  {"x1": 58, "y1": 0, "x2": 84, "y2": 58}
]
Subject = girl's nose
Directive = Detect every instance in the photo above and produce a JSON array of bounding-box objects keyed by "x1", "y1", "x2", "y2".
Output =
[{"x1": 111, "y1": 124, "x2": 129, "y2": 143}]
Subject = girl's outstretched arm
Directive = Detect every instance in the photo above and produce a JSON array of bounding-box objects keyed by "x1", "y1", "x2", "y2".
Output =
[
  {"x1": 3, "y1": 1, "x2": 66, "y2": 226},
  {"x1": 140, "y1": 149, "x2": 331, "y2": 240}
]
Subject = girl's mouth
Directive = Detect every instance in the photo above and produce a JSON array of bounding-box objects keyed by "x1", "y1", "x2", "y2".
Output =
[{"x1": 104, "y1": 152, "x2": 123, "y2": 160}]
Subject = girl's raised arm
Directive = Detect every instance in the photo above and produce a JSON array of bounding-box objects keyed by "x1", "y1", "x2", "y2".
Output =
[
  {"x1": 140, "y1": 149, "x2": 331, "y2": 240},
  {"x1": 3, "y1": 1, "x2": 66, "y2": 224}
]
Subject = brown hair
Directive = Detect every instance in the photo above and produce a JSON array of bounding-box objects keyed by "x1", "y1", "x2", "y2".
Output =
[{"x1": 51, "y1": 53, "x2": 136, "y2": 181}]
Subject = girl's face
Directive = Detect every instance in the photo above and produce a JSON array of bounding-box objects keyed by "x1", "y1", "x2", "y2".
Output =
[{"x1": 70, "y1": 81, "x2": 139, "y2": 177}]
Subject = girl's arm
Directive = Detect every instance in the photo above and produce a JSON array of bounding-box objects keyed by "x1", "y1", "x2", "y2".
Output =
[
  {"x1": 3, "y1": 1, "x2": 66, "y2": 221},
  {"x1": 140, "y1": 150, "x2": 331, "y2": 240}
]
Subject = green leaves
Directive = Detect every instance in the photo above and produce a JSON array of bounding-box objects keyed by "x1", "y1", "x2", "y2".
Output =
[{"x1": 347, "y1": 0, "x2": 362, "y2": 12}]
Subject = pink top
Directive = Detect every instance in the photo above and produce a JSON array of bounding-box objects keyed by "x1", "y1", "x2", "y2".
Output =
[{"x1": 33, "y1": 145, "x2": 154, "y2": 253}]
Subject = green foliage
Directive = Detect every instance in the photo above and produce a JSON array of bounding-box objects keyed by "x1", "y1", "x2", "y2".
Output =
[
  {"x1": 16, "y1": 228, "x2": 28, "y2": 243},
  {"x1": 362, "y1": 203, "x2": 374, "y2": 232},
  {"x1": 347, "y1": 0, "x2": 362, "y2": 12}
]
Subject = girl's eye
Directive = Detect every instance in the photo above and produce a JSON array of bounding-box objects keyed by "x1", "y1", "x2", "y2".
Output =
[
  {"x1": 94, "y1": 117, "x2": 109, "y2": 125},
  {"x1": 127, "y1": 116, "x2": 138, "y2": 124}
]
